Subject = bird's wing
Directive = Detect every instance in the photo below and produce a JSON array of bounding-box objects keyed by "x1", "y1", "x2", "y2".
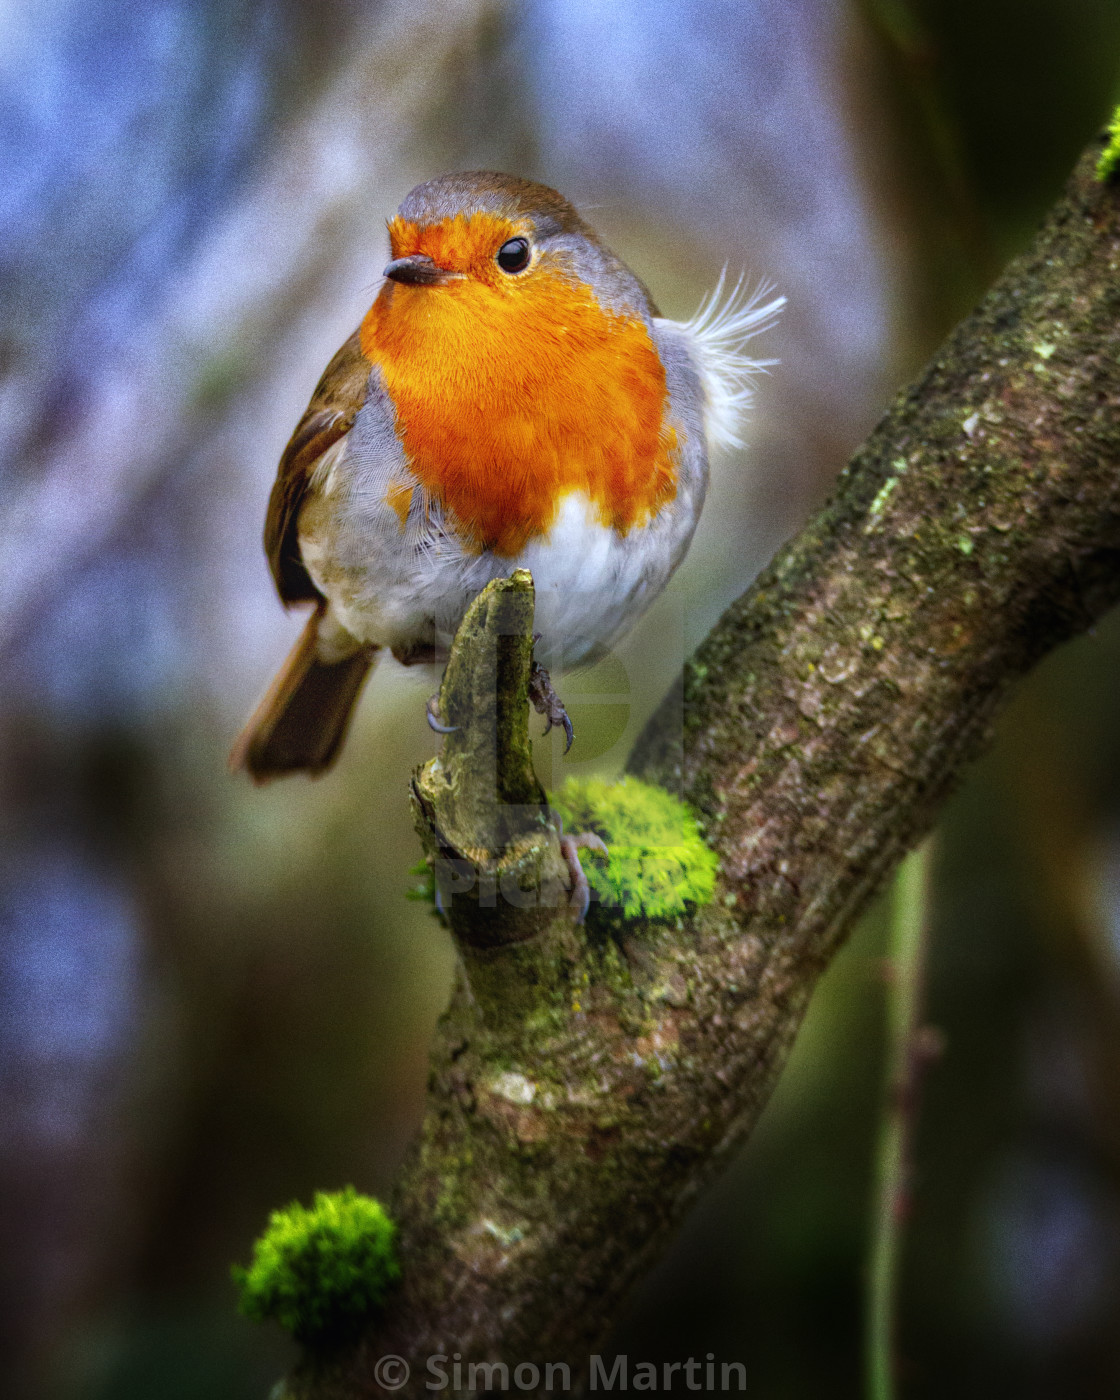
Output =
[{"x1": 264, "y1": 330, "x2": 374, "y2": 604}]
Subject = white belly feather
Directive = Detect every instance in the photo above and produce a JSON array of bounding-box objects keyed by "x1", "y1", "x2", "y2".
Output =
[{"x1": 300, "y1": 476, "x2": 688, "y2": 668}]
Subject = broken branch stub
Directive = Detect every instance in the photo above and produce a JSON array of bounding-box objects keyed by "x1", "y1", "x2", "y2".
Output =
[{"x1": 409, "y1": 570, "x2": 571, "y2": 950}]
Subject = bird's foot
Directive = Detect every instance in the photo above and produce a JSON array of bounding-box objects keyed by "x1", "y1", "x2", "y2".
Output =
[
  {"x1": 426, "y1": 693, "x2": 457, "y2": 734},
  {"x1": 529, "y1": 661, "x2": 574, "y2": 753},
  {"x1": 558, "y1": 829, "x2": 609, "y2": 924}
]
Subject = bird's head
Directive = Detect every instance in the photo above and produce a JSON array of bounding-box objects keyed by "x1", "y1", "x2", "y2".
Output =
[{"x1": 367, "y1": 171, "x2": 656, "y2": 328}]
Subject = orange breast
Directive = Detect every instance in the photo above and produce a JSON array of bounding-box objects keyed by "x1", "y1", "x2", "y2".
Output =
[{"x1": 360, "y1": 249, "x2": 678, "y2": 557}]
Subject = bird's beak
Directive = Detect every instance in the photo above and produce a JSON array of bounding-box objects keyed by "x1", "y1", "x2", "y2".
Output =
[{"x1": 383, "y1": 254, "x2": 460, "y2": 286}]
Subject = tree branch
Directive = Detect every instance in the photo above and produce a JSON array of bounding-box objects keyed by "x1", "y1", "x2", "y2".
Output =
[
  {"x1": 409, "y1": 569, "x2": 572, "y2": 952},
  {"x1": 290, "y1": 133, "x2": 1120, "y2": 1397}
]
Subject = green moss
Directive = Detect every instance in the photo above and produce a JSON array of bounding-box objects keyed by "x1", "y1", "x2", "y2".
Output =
[
  {"x1": 232, "y1": 1188, "x2": 400, "y2": 1347},
  {"x1": 406, "y1": 778, "x2": 720, "y2": 925},
  {"x1": 550, "y1": 776, "x2": 719, "y2": 919},
  {"x1": 1097, "y1": 104, "x2": 1120, "y2": 181},
  {"x1": 406, "y1": 858, "x2": 437, "y2": 904}
]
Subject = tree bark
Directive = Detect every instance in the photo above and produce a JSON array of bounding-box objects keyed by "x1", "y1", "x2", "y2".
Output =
[{"x1": 289, "y1": 133, "x2": 1120, "y2": 1398}]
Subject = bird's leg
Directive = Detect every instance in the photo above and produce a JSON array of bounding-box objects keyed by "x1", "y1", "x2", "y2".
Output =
[
  {"x1": 558, "y1": 832, "x2": 609, "y2": 924},
  {"x1": 388, "y1": 639, "x2": 457, "y2": 735},
  {"x1": 528, "y1": 657, "x2": 574, "y2": 754},
  {"x1": 551, "y1": 811, "x2": 609, "y2": 924},
  {"x1": 426, "y1": 694, "x2": 457, "y2": 734}
]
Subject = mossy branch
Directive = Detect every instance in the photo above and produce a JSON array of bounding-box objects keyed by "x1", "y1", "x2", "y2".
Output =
[
  {"x1": 409, "y1": 569, "x2": 572, "y2": 951},
  {"x1": 286, "y1": 128, "x2": 1120, "y2": 1398}
]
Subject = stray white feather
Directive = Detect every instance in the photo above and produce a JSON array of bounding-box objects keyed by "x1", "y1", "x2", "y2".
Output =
[{"x1": 678, "y1": 270, "x2": 785, "y2": 452}]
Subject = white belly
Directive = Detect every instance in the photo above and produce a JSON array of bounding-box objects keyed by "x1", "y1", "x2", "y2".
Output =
[{"x1": 299, "y1": 470, "x2": 695, "y2": 668}]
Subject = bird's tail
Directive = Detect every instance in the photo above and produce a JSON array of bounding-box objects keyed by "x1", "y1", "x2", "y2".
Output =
[{"x1": 229, "y1": 603, "x2": 379, "y2": 782}]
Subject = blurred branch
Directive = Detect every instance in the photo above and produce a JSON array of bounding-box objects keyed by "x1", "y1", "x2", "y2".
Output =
[
  {"x1": 0, "y1": 0, "x2": 492, "y2": 657},
  {"x1": 293, "y1": 131, "x2": 1120, "y2": 1396},
  {"x1": 858, "y1": 0, "x2": 998, "y2": 287},
  {"x1": 866, "y1": 841, "x2": 937, "y2": 1400}
]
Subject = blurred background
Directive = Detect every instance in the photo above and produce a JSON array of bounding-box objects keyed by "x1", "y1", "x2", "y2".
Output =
[{"x1": 2, "y1": 0, "x2": 1120, "y2": 1395}]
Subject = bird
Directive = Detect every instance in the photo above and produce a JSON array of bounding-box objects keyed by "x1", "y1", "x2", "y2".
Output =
[{"x1": 230, "y1": 171, "x2": 783, "y2": 782}]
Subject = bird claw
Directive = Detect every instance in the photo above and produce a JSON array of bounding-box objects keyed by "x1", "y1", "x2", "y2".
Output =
[
  {"x1": 559, "y1": 835, "x2": 591, "y2": 923},
  {"x1": 528, "y1": 661, "x2": 574, "y2": 753},
  {"x1": 557, "y1": 827, "x2": 609, "y2": 924},
  {"x1": 426, "y1": 694, "x2": 458, "y2": 734}
]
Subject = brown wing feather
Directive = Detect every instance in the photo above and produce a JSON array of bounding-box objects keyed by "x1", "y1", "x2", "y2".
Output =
[{"x1": 264, "y1": 330, "x2": 374, "y2": 604}]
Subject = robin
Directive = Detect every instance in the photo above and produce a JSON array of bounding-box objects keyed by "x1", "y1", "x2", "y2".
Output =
[{"x1": 230, "y1": 171, "x2": 782, "y2": 781}]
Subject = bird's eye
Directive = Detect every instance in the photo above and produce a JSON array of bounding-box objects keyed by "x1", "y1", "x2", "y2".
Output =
[{"x1": 496, "y1": 237, "x2": 531, "y2": 273}]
